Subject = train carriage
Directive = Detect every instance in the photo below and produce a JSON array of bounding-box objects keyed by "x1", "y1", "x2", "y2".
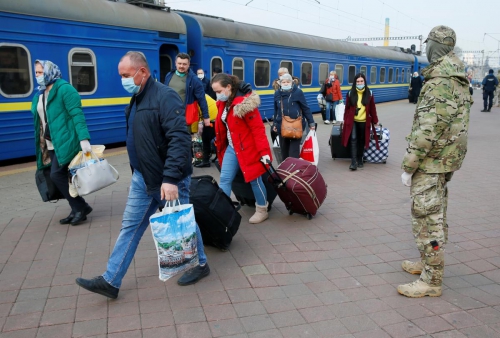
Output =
[{"x1": 0, "y1": 0, "x2": 187, "y2": 161}]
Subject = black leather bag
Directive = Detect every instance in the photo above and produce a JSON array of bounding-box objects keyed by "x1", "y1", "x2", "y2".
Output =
[
  {"x1": 325, "y1": 93, "x2": 333, "y2": 102},
  {"x1": 189, "y1": 175, "x2": 241, "y2": 251},
  {"x1": 35, "y1": 167, "x2": 65, "y2": 202}
]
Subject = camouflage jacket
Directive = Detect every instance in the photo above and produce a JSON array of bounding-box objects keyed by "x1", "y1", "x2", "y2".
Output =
[{"x1": 402, "y1": 52, "x2": 472, "y2": 174}]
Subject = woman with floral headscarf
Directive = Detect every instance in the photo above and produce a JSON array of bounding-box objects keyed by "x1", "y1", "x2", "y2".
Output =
[{"x1": 32, "y1": 60, "x2": 93, "y2": 225}]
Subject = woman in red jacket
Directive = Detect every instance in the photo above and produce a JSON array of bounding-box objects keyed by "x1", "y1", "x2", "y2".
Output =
[
  {"x1": 324, "y1": 71, "x2": 343, "y2": 124},
  {"x1": 341, "y1": 73, "x2": 379, "y2": 170},
  {"x1": 212, "y1": 74, "x2": 272, "y2": 224}
]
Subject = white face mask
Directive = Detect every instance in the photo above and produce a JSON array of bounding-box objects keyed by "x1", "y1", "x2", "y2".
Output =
[{"x1": 197, "y1": 74, "x2": 204, "y2": 80}]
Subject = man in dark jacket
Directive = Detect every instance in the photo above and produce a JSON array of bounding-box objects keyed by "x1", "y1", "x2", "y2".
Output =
[
  {"x1": 165, "y1": 53, "x2": 210, "y2": 126},
  {"x1": 481, "y1": 69, "x2": 499, "y2": 112},
  {"x1": 75, "y1": 52, "x2": 210, "y2": 299},
  {"x1": 197, "y1": 68, "x2": 215, "y2": 100},
  {"x1": 409, "y1": 72, "x2": 423, "y2": 104}
]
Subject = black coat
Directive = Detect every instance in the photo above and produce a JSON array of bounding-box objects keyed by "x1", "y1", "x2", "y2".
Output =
[
  {"x1": 125, "y1": 77, "x2": 192, "y2": 194},
  {"x1": 410, "y1": 76, "x2": 423, "y2": 92}
]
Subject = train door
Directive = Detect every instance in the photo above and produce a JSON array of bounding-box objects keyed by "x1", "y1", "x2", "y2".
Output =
[{"x1": 159, "y1": 44, "x2": 177, "y2": 82}]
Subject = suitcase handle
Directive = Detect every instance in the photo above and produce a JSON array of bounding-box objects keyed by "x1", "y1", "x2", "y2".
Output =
[{"x1": 262, "y1": 160, "x2": 286, "y2": 189}]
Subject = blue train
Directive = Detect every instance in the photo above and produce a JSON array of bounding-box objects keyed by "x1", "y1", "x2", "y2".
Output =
[{"x1": 0, "y1": 0, "x2": 428, "y2": 161}]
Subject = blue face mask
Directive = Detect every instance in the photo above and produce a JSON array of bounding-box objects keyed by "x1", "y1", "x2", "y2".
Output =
[
  {"x1": 281, "y1": 85, "x2": 292, "y2": 90},
  {"x1": 36, "y1": 75, "x2": 45, "y2": 86},
  {"x1": 356, "y1": 84, "x2": 365, "y2": 90},
  {"x1": 216, "y1": 91, "x2": 229, "y2": 102},
  {"x1": 175, "y1": 70, "x2": 186, "y2": 77},
  {"x1": 121, "y1": 69, "x2": 142, "y2": 94}
]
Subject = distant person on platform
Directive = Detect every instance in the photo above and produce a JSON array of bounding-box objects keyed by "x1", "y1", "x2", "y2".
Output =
[
  {"x1": 409, "y1": 72, "x2": 423, "y2": 104},
  {"x1": 272, "y1": 67, "x2": 299, "y2": 91},
  {"x1": 399, "y1": 26, "x2": 472, "y2": 298},
  {"x1": 197, "y1": 68, "x2": 215, "y2": 100},
  {"x1": 164, "y1": 53, "x2": 210, "y2": 128},
  {"x1": 494, "y1": 69, "x2": 500, "y2": 108},
  {"x1": 481, "y1": 69, "x2": 498, "y2": 112}
]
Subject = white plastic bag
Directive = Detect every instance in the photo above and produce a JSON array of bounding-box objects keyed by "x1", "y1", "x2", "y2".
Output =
[
  {"x1": 299, "y1": 129, "x2": 319, "y2": 166},
  {"x1": 335, "y1": 103, "x2": 345, "y2": 122},
  {"x1": 149, "y1": 201, "x2": 199, "y2": 281}
]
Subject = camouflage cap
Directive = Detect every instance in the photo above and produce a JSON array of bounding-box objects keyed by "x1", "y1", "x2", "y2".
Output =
[{"x1": 424, "y1": 25, "x2": 456, "y2": 47}]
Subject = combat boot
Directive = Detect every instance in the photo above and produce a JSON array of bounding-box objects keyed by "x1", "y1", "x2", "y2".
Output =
[
  {"x1": 397, "y1": 279, "x2": 442, "y2": 298},
  {"x1": 249, "y1": 203, "x2": 269, "y2": 224},
  {"x1": 401, "y1": 260, "x2": 424, "y2": 274}
]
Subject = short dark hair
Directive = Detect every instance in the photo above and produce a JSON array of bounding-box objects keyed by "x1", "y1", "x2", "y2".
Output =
[{"x1": 176, "y1": 52, "x2": 191, "y2": 62}]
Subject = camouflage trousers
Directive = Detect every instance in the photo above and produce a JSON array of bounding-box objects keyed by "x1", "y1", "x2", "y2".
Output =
[{"x1": 410, "y1": 171, "x2": 452, "y2": 286}]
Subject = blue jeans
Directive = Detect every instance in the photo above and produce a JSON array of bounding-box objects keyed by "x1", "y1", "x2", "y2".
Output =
[
  {"x1": 325, "y1": 100, "x2": 338, "y2": 121},
  {"x1": 103, "y1": 171, "x2": 207, "y2": 288},
  {"x1": 219, "y1": 146, "x2": 267, "y2": 206}
]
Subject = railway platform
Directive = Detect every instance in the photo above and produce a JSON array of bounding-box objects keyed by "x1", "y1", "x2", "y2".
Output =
[{"x1": 1, "y1": 91, "x2": 500, "y2": 337}]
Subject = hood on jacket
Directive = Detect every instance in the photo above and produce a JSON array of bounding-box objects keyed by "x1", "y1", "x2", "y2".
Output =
[
  {"x1": 233, "y1": 92, "x2": 261, "y2": 119},
  {"x1": 421, "y1": 52, "x2": 468, "y2": 86}
]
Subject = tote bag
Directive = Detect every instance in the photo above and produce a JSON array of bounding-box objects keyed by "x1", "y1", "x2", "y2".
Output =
[
  {"x1": 72, "y1": 152, "x2": 119, "y2": 196},
  {"x1": 150, "y1": 201, "x2": 199, "y2": 281}
]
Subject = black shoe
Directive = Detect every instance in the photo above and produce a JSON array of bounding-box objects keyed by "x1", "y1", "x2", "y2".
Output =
[
  {"x1": 357, "y1": 158, "x2": 364, "y2": 168},
  {"x1": 481, "y1": 109, "x2": 487, "y2": 112},
  {"x1": 70, "y1": 205, "x2": 93, "y2": 226},
  {"x1": 177, "y1": 264, "x2": 210, "y2": 286},
  {"x1": 60, "y1": 212, "x2": 75, "y2": 224},
  {"x1": 349, "y1": 162, "x2": 357, "y2": 171},
  {"x1": 194, "y1": 162, "x2": 210, "y2": 168},
  {"x1": 487, "y1": 109, "x2": 491, "y2": 112},
  {"x1": 75, "y1": 276, "x2": 119, "y2": 299}
]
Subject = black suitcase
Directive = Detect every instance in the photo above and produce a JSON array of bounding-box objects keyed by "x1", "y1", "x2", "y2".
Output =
[
  {"x1": 329, "y1": 124, "x2": 351, "y2": 159},
  {"x1": 189, "y1": 175, "x2": 241, "y2": 251},
  {"x1": 214, "y1": 161, "x2": 278, "y2": 211}
]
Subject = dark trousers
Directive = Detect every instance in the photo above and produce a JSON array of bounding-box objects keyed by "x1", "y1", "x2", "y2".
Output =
[
  {"x1": 279, "y1": 135, "x2": 301, "y2": 159},
  {"x1": 49, "y1": 150, "x2": 87, "y2": 211},
  {"x1": 483, "y1": 90, "x2": 494, "y2": 110},
  {"x1": 201, "y1": 125, "x2": 215, "y2": 162},
  {"x1": 350, "y1": 121, "x2": 366, "y2": 162}
]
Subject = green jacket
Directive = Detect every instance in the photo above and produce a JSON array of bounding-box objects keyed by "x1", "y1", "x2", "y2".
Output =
[
  {"x1": 32, "y1": 79, "x2": 90, "y2": 169},
  {"x1": 402, "y1": 52, "x2": 472, "y2": 174}
]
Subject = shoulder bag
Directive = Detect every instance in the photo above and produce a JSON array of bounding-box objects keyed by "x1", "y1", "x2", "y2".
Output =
[
  {"x1": 72, "y1": 152, "x2": 119, "y2": 196},
  {"x1": 280, "y1": 97, "x2": 303, "y2": 139}
]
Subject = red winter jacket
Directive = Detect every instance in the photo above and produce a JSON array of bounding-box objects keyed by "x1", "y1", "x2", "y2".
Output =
[
  {"x1": 325, "y1": 78, "x2": 342, "y2": 102},
  {"x1": 215, "y1": 92, "x2": 272, "y2": 183},
  {"x1": 341, "y1": 91, "x2": 379, "y2": 149}
]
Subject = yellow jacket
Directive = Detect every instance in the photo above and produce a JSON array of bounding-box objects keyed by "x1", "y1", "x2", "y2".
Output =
[{"x1": 190, "y1": 94, "x2": 218, "y2": 133}]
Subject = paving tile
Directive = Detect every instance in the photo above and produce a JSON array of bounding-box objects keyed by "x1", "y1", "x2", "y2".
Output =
[
  {"x1": 0, "y1": 328, "x2": 38, "y2": 338},
  {"x1": 2, "y1": 312, "x2": 42, "y2": 332},
  {"x1": 233, "y1": 301, "x2": 266, "y2": 317},
  {"x1": 208, "y1": 318, "x2": 245, "y2": 337},
  {"x1": 298, "y1": 306, "x2": 336, "y2": 323},
  {"x1": 248, "y1": 328, "x2": 283, "y2": 338},
  {"x1": 431, "y1": 330, "x2": 468, "y2": 338},
  {"x1": 340, "y1": 314, "x2": 379, "y2": 333},
  {"x1": 35, "y1": 323, "x2": 73, "y2": 338},
  {"x1": 440, "y1": 310, "x2": 483, "y2": 329},
  {"x1": 140, "y1": 311, "x2": 174, "y2": 329},
  {"x1": 269, "y1": 309, "x2": 306, "y2": 328},
  {"x1": 459, "y1": 325, "x2": 499, "y2": 338},
  {"x1": 309, "y1": 319, "x2": 350, "y2": 337},
  {"x1": 142, "y1": 326, "x2": 177, "y2": 338},
  {"x1": 227, "y1": 288, "x2": 259, "y2": 303},
  {"x1": 72, "y1": 319, "x2": 108, "y2": 337},
  {"x1": 382, "y1": 321, "x2": 426, "y2": 338},
  {"x1": 203, "y1": 304, "x2": 237, "y2": 321},
  {"x1": 467, "y1": 307, "x2": 500, "y2": 324},
  {"x1": 240, "y1": 314, "x2": 276, "y2": 333},
  {"x1": 173, "y1": 307, "x2": 206, "y2": 325},
  {"x1": 261, "y1": 298, "x2": 296, "y2": 314},
  {"x1": 412, "y1": 316, "x2": 454, "y2": 334},
  {"x1": 278, "y1": 323, "x2": 317, "y2": 337},
  {"x1": 39, "y1": 308, "x2": 75, "y2": 326}
]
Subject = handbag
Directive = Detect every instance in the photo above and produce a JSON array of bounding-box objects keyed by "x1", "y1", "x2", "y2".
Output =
[
  {"x1": 72, "y1": 152, "x2": 119, "y2": 196},
  {"x1": 185, "y1": 101, "x2": 199, "y2": 126},
  {"x1": 41, "y1": 92, "x2": 52, "y2": 141},
  {"x1": 325, "y1": 93, "x2": 333, "y2": 102},
  {"x1": 150, "y1": 200, "x2": 199, "y2": 281},
  {"x1": 35, "y1": 166, "x2": 65, "y2": 202},
  {"x1": 280, "y1": 97, "x2": 303, "y2": 139}
]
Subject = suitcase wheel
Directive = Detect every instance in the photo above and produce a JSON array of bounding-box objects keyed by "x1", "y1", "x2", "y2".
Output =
[
  {"x1": 306, "y1": 213, "x2": 313, "y2": 220},
  {"x1": 288, "y1": 210, "x2": 293, "y2": 215}
]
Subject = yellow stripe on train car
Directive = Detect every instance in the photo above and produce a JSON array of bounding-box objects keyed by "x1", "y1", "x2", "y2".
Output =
[
  {"x1": 255, "y1": 83, "x2": 409, "y2": 95},
  {"x1": 0, "y1": 97, "x2": 131, "y2": 113}
]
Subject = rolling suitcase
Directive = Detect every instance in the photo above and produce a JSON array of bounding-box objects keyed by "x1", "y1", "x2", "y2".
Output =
[
  {"x1": 189, "y1": 175, "x2": 241, "y2": 251},
  {"x1": 214, "y1": 161, "x2": 278, "y2": 210},
  {"x1": 364, "y1": 125, "x2": 390, "y2": 163},
  {"x1": 329, "y1": 124, "x2": 350, "y2": 159},
  {"x1": 266, "y1": 157, "x2": 327, "y2": 220}
]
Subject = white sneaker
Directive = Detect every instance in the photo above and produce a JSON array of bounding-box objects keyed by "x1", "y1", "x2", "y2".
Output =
[
  {"x1": 332, "y1": 120, "x2": 337, "y2": 124},
  {"x1": 324, "y1": 120, "x2": 330, "y2": 124}
]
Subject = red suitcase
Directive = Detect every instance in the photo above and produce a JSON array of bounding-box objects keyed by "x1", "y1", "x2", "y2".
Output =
[{"x1": 266, "y1": 157, "x2": 327, "y2": 219}]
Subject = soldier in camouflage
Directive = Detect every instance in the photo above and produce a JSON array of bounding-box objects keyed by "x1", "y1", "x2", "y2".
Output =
[{"x1": 398, "y1": 25, "x2": 472, "y2": 298}]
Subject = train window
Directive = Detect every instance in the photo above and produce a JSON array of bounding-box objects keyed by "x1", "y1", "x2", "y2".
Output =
[
  {"x1": 388, "y1": 68, "x2": 394, "y2": 83},
  {"x1": 370, "y1": 66, "x2": 377, "y2": 84},
  {"x1": 401, "y1": 69, "x2": 405, "y2": 84},
  {"x1": 360, "y1": 66, "x2": 367, "y2": 76},
  {"x1": 348, "y1": 65, "x2": 356, "y2": 84},
  {"x1": 232, "y1": 58, "x2": 244, "y2": 80},
  {"x1": 319, "y1": 63, "x2": 328, "y2": 84},
  {"x1": 211, "y1": 57, "x2": 223, "y2": 76},
  {"x1": 0, "y1": 44, "x2": 33, "y2": 98},
  {"x1": 69, "y1": 49, "x2": 97, "y2": 95},
  {"x1": 301, "y1": 63, "x2": 312, "y2": 86},
  {"x1": 395, "y1": 69, "x2": 399, "y2": 83},
  {"x1": 380, "y1": 67, "x2": 386, "y2": 83},
  {"x1": 280, "y1": 61, "x2": 293, "y2": 76},
  {"x1": 254, "y1": 59, "x2": 270, "y2": 87},
  {"x1": 335, "y1": 64, "x2": 344, "y2": 84}
]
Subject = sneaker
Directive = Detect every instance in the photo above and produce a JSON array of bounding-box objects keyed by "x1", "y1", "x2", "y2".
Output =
[
  {"x1": 332, "y1": 120, "x2": 337, "y2": 124},
  {"x1": 397, "y1": 279, "x2": 442, "y2": 298},
  {"x1": 481, "y1": 109, "x2": 487, "y2": 112},
  {"x1": 194, "y1": 162, "x2": 210, "y2": 168},
  {"x1": 75, "y1": 276, "x2": 119, "y2": 299},
  {"x1": 177, "y1": 264, "x2": 210, "y2": 286},
  {"x1": 324, "y1": 120, "x2": 330, "y2": 124},
  {"x1": 401, "y1": 260, "x2": 424, "y2": 274}
]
